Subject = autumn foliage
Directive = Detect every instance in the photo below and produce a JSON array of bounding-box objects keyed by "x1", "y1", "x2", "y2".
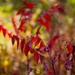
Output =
[{"x1": 0, "y1": 0, "x2": 75, "y2": 75}]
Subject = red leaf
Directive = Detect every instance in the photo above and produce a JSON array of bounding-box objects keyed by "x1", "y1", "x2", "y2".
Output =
[
  {"x1": 0, "y1": 25, "x2": 2, "y2": 31},
  {"x1": 17, "y1": 9, "x2": 24, "y2": 15},
  {"x1": 34, "y1": 51, "x2": 39, "y2": 63},
  {"x1": 30, "y1": 35, "x2": 41, "y2": 47},
  {"x1": 24, "y1": 43, "x2": 30, "y2": 56},
  {"x1": 53, "y1": 3, "x2": 64, "y2": 13},
  {"x1": 34, "y1": 37, "x2": 41, "y2": 47},
  {"x1": 38, "y1": 18, "x2": 50, "y2": 32},
  {"x1": 20, "y1": 39, "x2": 25, "y2": 52},
  {"x1": 67, "y1": 44, "x2": 73, "y2": 54},
  {"x1": 36, "y1": 27, "x2": 41, "y2": 35},
  {"x1": 25, "y1": 2, "x2": 35, "y2": 9},
  {"x1": 30, "y1": 48, "x2": 34, "y2": 53},
  {"x1": 44, "y1": 21, "x2": 50, "y2": 32},
  {"x1": 12, "y1": 16, "x2": 18, "y2": 36},
  {"x1": 12, "y1": 35, "x2": 15, "y2": 45},
  {"x1": 2, "y1": 27, "x2": 7, "y2": 37},
  {"x1": 8, "y1": 31, "x2": 12, "y2": 38},
  {"x1": 43, "y1": 13, "x2": 51, "y2": 21},
  {"x1": 39, "y1": 42, "x2": 46, "y2": 51},
  {"x1": 18, "y1": 20, "x2": 25, "y2": 31},
  {"x1": 49, "y1": 35, "x2": 59, "y2": 49},
  {"x1": 30, "y1": 35, "x2": 37, "y2": 43},
  {"x1": 0, "y1": 25, "x2": 12, "y2": 38},
  {"x1": 47, "y1": 69, "x2": 54, "y2": 75},
  {"x1": 12, "y1": 35, "x2": 19, "y2": 49}
]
